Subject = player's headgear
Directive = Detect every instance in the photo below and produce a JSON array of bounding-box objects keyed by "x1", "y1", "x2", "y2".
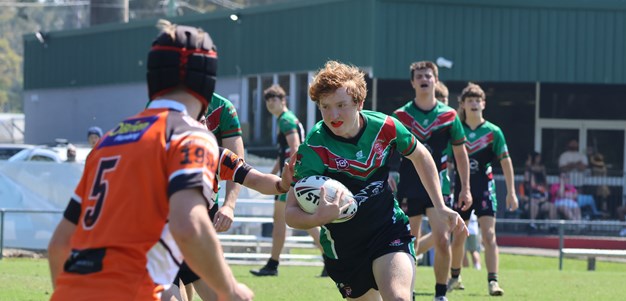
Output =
[{"x1": 147, "y1": 20, "x2": 218, "y2": 120}]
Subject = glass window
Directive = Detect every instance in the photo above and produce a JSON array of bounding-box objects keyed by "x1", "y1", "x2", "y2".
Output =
[
  {"x1": 540, "y1": 128, "x2": 579, "y2": 173},
  {"x1": 587, "y1": 129, "x2": 624, "y2": 174},
  {"x1": 540, "y1": 83, "x2": 626, "y2": 120}
]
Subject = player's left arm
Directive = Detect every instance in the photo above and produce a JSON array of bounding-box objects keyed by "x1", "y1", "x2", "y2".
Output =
[
  {"x1": 407, "y1": 143, "x2": 468, "y2": 236},
  {"x1": 495, "y1": 129, "x2": 518, "y2": 211},
  {"x1": 242, "y1": 166, "x2": 292, "y2": 195},
  {"x1": 500, "y1": 157, "x2": 518, "y2": 211},
  {"x1": 452, "y1": 143, "x2": 472, "y2": 210},
  {"x1": 214, "y1": 135, "x2": 244, "y2": 232},
  {"x1": 48, "y1": 218, "x2": 76, "y2": 288}
]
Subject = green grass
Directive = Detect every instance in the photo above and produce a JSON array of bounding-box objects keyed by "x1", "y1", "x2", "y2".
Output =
[{"x1": 0, "y1": 254, "x2": 624, "y2": 301}]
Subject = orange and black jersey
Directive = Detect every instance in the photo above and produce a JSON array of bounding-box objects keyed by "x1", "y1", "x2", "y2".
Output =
[{"x1": 52, "y1": 100, "x2": 219, "y2": 301}]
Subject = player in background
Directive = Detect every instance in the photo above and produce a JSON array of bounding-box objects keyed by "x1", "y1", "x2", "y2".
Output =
[
  {"x1": 412, "y1": 80, "x2": 455, "y2": 256},
  {"x1": 171, "y1": 92, "x2": 247, "y2": 301},
  {"x1": 285, "y1": 60, "x2": 467, "y2": 301},
  {"x1": 250, "y1": 84, "x2": 324, "y2": 277},
  {"x1": 205, "y1": 93, "x2": 245, "y2": 233},
  {"x1": 392, "y1": 61, "x2": 472, "y2": 301},
  {"x1": 447, "y1": 83, "x2": 518, "y2": 296},
  {"x1": 435, "y1": 81, "x2": 449, "y2": 105},
  {"x1": 163, "y1": 146, "x2": 296, "y2": 301},
  {"x1": 47, "y1": 20, "x2": 253, "y2": 301}
]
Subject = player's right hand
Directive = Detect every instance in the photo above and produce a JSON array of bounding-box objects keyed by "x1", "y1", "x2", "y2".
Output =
[
  {"x1": 315, "y1": 187, "x2": 349, "y2": 225},
  {"x1": 226, "y1": 282, "x2": 254, "y2": 301},
  {"x1": 438, "y1": 207, "x2": 469, "y2": 237}
]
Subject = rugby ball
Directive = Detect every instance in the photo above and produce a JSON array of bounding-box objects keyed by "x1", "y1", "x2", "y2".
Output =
[{"x1": 293, "y1": 175, "x2": 358, "y2": 223}]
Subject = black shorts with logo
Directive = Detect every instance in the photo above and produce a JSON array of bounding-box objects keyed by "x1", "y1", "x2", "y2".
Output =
[{"x1": 325, "y1": 235, "x2": 415, "y2": 299}]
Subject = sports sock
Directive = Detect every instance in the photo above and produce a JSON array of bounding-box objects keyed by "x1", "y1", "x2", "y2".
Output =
[
  {"x1": 265, "y1": 258, "x2": 279, "y2": 269},
  {"x1": 450, "y1": 268, "x2": 461, "y2": 279},
  {"x1": 488, "y1": 272, "x2": 498, "y2": 283},
  {"x1": 435, "y1": 283, "x2": 447, "y2": 297}
]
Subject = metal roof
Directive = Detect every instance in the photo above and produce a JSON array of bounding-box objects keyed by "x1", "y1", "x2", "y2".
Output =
[{"x1": 23, "y1": 0, "x2": 626, "y2": 89}]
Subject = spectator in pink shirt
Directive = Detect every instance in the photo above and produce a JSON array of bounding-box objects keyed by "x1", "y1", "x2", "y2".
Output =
[{"x1": 550, "y1": 173, "x2": 582, "y2": 221}]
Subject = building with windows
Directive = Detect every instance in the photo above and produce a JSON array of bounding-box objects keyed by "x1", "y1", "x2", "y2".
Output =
[{"x1": 24, "y1": 0, "x2": 626, "y2": 188}]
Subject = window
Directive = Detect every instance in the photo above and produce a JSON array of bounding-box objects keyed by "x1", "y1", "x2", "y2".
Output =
[{"x1": 540, "y1": 83, "x2": 626, "y2": 120}]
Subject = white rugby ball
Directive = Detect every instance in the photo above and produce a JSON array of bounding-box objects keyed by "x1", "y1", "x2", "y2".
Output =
[{"x1": 293, "y1": 175, "x2": 358, "y2": 223}]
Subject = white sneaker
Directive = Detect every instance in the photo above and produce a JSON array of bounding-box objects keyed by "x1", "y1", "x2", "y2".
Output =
[
  {"x1": 447, "y1": 275, "x2": 465, "y2": 292},
  {"x1": 433, "y1": 296, "x2": 448, "y2": 301},
  {"x1": 488, "y1": 280, "x2": 504, "y2": 296}
]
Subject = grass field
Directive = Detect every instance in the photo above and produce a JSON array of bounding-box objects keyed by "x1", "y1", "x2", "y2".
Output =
[{"x1": 0, "y1": 253, "x2": 624, "y2": 301}]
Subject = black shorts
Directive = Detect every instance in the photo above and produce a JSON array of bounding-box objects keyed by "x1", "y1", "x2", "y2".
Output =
[
  {"x1": 404, "y1": 195, "x2": 434, "y2": 217},
  {"x1": 325, "y1": 235, "x2": 415, "y2": 299},
  {"x1": 173, "y1": 203, "x2": 219, "y2": 286},
  {"x1": 453, "y1": 189, "x2": 496, "y2": 221}
]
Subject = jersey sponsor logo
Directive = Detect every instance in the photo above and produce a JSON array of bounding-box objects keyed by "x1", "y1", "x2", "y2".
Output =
[
  {"x1": 469, "y1": 158, "x2": 480, "y2": 174},
  {"x1": 389, "y1": 239, "x2": 403, "y2": 247},
  {"x1": 339, "y1": 283, "x2": 352, "y2": 297},
  {"x1": 335, "y1": 158, "x2": 349, "y2": 170},
  {"x1": 100, "y1": 116, "x2": 157, "y2": 147},
  {"x1": 353, "y1": 180, "x2": 385, "y2": 206}
]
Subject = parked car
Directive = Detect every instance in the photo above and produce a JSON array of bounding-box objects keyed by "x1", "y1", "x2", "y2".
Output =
[
  {"x1": 0, "y1": 144, "x2": 34, "y2": 160},
  {"x1": 8, "y1": 147, "x2": 63, "y2": 163}
]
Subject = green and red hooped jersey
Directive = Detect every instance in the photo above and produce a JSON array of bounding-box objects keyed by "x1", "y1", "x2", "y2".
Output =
[
  {"x1": 205, "y1": 93, "x2": 242, "y2": 144},
  {"x1": 453, "y1": 120, "x2": 509, "y2": 197},
  {"x1": 276, "y1": 110, "x2": 305, "y2": 165},
  {"x1": 293, "y1": 110, "x2": 414, "y2": 260},
  {"x1": 392, "y1": 101, "x2": 466, "y2": 198}
]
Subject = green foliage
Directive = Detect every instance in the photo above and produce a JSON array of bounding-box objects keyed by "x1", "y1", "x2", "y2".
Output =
[{"x1": 1, "y1": 254, "x2": 625, "y2": 301}]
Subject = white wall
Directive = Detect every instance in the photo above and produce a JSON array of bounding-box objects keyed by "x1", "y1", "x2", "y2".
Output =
[{"x1": 23, "y1": 77, "x2": 243, "y2": 145}]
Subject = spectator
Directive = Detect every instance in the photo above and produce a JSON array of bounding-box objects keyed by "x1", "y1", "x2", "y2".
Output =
[
  {"x1": 590, "y1": 151, "x2": 611, "y2": 212},
  {"x1": 558, "y1": 139, "x2": 587, "y2": 188},
  {"x1": 65, "y1": 144, "x2": 76, "y2": 162},
  {"x1": 527, "y1": 183, "x2": 557, "y2": 229},
  {"x1": 87, "y1": 126, "x2": 103, "y2": 148},
  {"x1": 526, "y1": 151, "x2": 547, "y2": 188},
  {"x1": 550, "y1": 173, "x2": 582, "y2": 221}
]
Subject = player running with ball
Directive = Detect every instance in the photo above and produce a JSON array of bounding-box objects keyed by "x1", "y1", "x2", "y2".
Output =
[{"x1": 285, "y1": 60, "x2": 467, "y2": 301}]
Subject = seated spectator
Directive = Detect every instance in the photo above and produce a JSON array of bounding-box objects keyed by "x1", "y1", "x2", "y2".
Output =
[
  {"x1": 66, "y1": 144, "x2": 77, "y2": 162},
  {"x1": 590, "y1": 151, "x2": 611, "y2": 212},
  {"x1": 550, "y1": 173, "x2": 581, "y2": 221},
  {"x1": 558, "y1": 139, "x2": 587, "y2": 188},
  {"x1": 528, "y1": 184, "x2": 557, "y2": 225}
]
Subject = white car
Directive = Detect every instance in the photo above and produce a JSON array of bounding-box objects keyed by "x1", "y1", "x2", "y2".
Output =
[
  {"x1": 0, "y1": 144, "x2": 35, "y2": 160},
  {"x1": 8, "y1": 147, "x2": 63, "y2": 163}
]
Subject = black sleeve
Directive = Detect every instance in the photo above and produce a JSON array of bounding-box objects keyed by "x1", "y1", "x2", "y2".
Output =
[{"x1": 63, "y1": 199, "x2": 81, "y2": 225}]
